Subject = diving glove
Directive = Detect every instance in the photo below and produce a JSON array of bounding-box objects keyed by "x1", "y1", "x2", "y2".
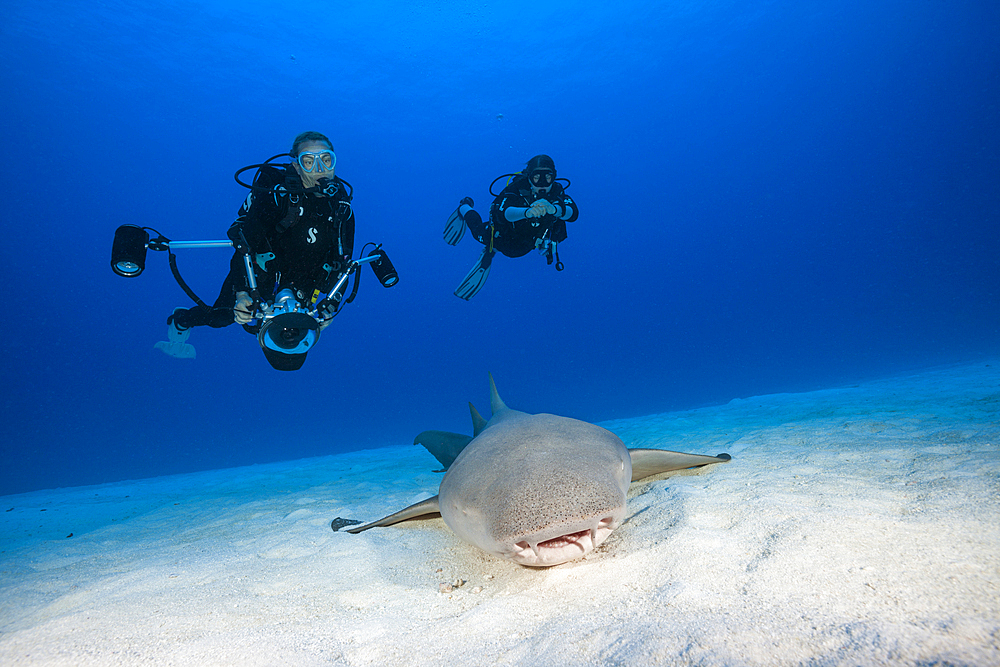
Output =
[{"x1": 233, "y1": 291, "x2": 254, "y2": 324}]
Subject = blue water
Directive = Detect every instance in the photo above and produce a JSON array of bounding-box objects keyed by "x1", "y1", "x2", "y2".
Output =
[{"x1": 2, "y1": 0, "x2": 997, "y2": 497}]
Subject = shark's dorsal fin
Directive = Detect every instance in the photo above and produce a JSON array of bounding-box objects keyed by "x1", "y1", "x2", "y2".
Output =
[
  {"x1": 628, "y1": 449, "x2": 731, "y2": 482},
  {"x1": 488, "y1": 372, "x2": 508, "y2": 416},
  {"x1": 414, "y1": 430, "x2": 474, "y2": 470},
  {"x1": 469, "y1": 402, "x2": 488, "y2": 436}
]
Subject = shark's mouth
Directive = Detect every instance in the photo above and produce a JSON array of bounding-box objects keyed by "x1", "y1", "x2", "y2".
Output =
[
  {"x1": 537, "y1": 529, "x2": 591, "y2": 549},
  {"x1": 509, "y1": 516, "x2": 617, "y2": 567}
]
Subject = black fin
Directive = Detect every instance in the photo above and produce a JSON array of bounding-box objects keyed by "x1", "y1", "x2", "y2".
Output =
[
  {"x1": 330, "y1": 517, "x2": 363, "y2": 532},
  {"x1": 443, "y1": 204, "x2": 467, "y2": 245},
  {"x1": 454, "y1": 248, "x2": 494, "y2": 300}
]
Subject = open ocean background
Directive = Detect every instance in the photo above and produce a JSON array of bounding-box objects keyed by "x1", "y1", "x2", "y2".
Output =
[{"x1": 2, "y1": 0, "x2": 997, "y2": 497}]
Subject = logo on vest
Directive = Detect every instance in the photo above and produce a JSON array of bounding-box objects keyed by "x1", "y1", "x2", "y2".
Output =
[{"x1": 307, "y1": 227, "x2": 318, "y2": 244}]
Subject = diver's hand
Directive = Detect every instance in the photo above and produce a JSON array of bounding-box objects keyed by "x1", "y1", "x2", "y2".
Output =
[
  {"x1": 534, "y1": 199, "x2": 557, "y2": 216},
  {"x1": 525, "y1": 201, "x2": 547, "y2": 218},
  {"x1": 316, "y1": 299, "x2": 337, "y2": 330},
  {"x1": 233, "y1": 291, "x2": 254, "y2": 324}
]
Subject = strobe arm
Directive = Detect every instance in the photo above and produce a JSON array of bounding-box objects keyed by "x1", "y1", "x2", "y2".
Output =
[
  {"x1": 111, "y1": 224, "x2": 236, "y2": 277},
  {"x1": 313, "y1": 254, "x2": 381, "y2": 319},
  {"x1": 311, "y1": 244, "x2": 398, "y2": 323},
  {"x1": 223, "y1": 227, "x2": 265, "y2": 314},
  {"x1": 111, "y1": 226, "x2": 398, "y2": 325},
  {"x1": 110, "y1": 224, "x2": 260, "y2": 314},
  {"x1": 159, "y1": 240, "x2": 234, "y2": 249}
]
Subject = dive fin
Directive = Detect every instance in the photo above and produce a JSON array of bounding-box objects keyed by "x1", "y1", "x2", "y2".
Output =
[
  {"x1": 414, "y1": 430, "x2": 474, "y2": 470},
  {"x1": 454, "y1": 248, "x2": 495, "y2": 300},
  {"x1": 155, "y1": 309, "x2": 196, "y2": 359},
  {"x1": 628, "y1": 449, "x2": 731, "y2": 482},
  {"x1": 343, "y1": 495, "x2": 441, "y2": 533},
  {"x1": 155, "y1": 341, "x2": 196, "y2": 359},
  {"x1": 443, "y1": 204, "x2": 467, "y2": 245}
]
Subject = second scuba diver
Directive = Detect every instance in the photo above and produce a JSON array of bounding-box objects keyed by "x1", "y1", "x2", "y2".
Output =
[{"x1": 444, "y1": 154, "x2": 578, "y2": 300}]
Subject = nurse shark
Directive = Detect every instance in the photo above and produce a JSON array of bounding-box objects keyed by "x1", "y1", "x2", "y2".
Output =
[{"x1": 337, "y1": 376, "x2": 730, "y2": 567}]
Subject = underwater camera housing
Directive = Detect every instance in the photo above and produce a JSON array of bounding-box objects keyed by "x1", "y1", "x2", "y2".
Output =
[
  {"x1": 110, "y1": 224, "x2": 399, "y2": 371},
  {"x1": 257, "y1": 289, "x2": 320, "y2": 371}
]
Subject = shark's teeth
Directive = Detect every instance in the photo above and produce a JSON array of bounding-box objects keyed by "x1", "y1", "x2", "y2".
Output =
[{"x1": 511, "y1": 515, "x2": 621, "y2": 563}]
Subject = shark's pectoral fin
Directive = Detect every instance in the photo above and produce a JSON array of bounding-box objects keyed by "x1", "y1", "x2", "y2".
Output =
[
  {"x1": 414, "y1": 430, "x2": 474, "y2": 469},
  {"x1": 628, "y1": 449, "x2": 731, "y2": 482},
  {"x1": 343, "y1": 495, "x2": 441, "y2": 534}
]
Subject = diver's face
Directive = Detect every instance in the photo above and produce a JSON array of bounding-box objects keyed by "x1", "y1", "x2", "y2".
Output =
[
  {"x1": 293, "y1": 140, "x2": 336, "y2": 190},
  {"x1": 529, "y1": 168, "x2": 554, "y2": 195}
]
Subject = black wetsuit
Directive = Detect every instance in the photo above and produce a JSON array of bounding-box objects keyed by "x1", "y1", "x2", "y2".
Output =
[
  {"x1": 172, "y1": 165, "x2": 356, "y2": 329},
  {"x1": 466, "y1": 176, "x2": 578, "y2": 258}
]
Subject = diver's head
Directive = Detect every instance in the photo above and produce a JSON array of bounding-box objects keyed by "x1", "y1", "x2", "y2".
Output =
[
  {"x1": 291, "y1": 131, "x2": 336, "y2": 192},
  {"x1": 526, "y1": 154, "x2": 556, "y2": 195}
]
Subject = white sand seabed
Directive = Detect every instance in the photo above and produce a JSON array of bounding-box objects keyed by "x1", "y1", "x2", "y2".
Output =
[{"x1": 1, "y1": 362, "x2": 998, "y2": 666}]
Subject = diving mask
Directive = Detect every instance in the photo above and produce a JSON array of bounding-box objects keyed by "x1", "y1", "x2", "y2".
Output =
[
  {"x1": 529, "y1": 169, "x2": 555, "y2": 188},
  {"x1": 295, "y1": 150, "x2": 336, "y2": 173}
]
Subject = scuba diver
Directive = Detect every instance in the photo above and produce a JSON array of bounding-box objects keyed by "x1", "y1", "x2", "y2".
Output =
[
  {"x1": 443, "y1": 154, "x2": 578, "y2": 300},
  {"x1": 120, "y1": 130, "x2": 397, "y2": 370}
]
